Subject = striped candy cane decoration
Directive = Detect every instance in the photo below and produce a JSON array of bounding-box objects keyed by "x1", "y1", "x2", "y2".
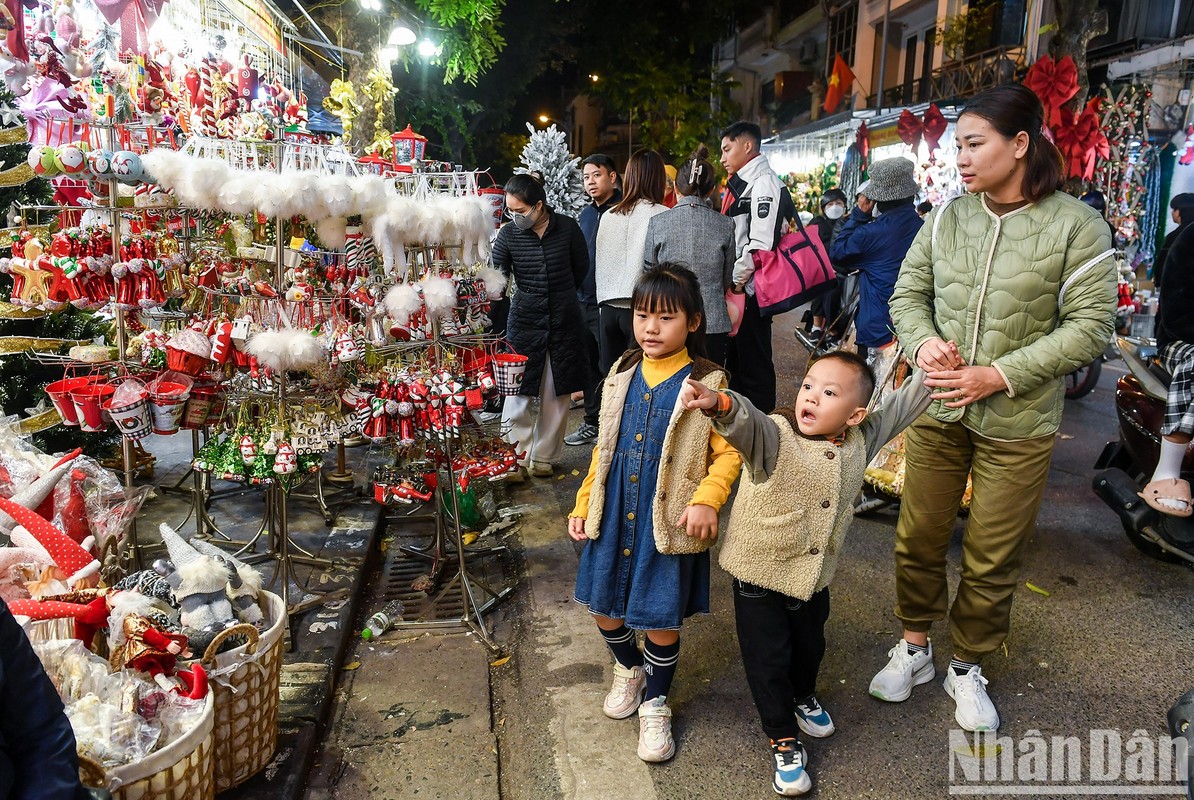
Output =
[
  {"x1": 199, "y1": 65, "x2": 215, "y2": 135},
  {"x1": 344, "y1": 225, "x2": 361, "y2": 276},
  {"x1": 359, "y1": 234, "x2": 378, "y2": 272}
]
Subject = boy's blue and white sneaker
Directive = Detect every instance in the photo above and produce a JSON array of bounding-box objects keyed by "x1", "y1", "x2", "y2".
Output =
[
  {"x1": 869, "y1": 639, "x2": 935, "y2": 702},
  {"x1": 770, "y1": 738, "x2": 812, "y2": 796},
  {"x1": 943, "y1": 665, "x2": 1000, "y2": 731},
  {"x1": 794, "y1": 695, "x2": 835, "y2": 738}
]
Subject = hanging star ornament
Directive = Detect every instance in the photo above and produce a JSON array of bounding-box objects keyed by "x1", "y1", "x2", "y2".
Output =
[
  {"x1": 24, "y1": 399, "x2": 50, "y2": 417},
  {"x1": 0, "y1": 102, "x2": 21, "y2": 128}
]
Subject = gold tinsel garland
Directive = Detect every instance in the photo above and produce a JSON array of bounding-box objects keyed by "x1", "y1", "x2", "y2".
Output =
[
  {"x1": 0, "y1": 300, "x2": 50, "y2": 319},
  {"x1": 0, "y1": 337, "x2": 87, "y2": 355},
  {"x1": 17, "y1": 407, "x2": 62, "y2": 435},
  {"x1": 0, "y1": 125, "x2": 28, "y2": 145}
]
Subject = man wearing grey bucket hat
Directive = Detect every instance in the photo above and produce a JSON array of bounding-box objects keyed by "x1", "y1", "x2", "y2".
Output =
[{"x1": 830, "y1": 158, "x2": 923, "y2": 357}]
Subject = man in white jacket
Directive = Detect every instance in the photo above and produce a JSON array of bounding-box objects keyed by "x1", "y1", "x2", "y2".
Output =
[{"x1": 720, "y1": 121, "x2": 790, "y2": 412}]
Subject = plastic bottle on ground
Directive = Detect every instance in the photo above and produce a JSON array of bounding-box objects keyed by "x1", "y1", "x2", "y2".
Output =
[{"x1": 361, "y1": 600, "x2": 406, "y2": 640}]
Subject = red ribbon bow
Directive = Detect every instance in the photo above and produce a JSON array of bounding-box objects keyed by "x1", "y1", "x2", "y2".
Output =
[
  {"x1": 897, "y1": 104, "x2": 947, "y2": 160},
  {"x1": 1053, "y1": 97, "x2": 1109, "y2": 181},
  {"x1": 1023, "y1": 55, "x2": 1080, "y2": 127}
]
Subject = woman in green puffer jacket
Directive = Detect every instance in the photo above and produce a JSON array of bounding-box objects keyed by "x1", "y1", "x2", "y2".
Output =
[{"x1": 869, "y1": 84, "x2": 1117, "y2": 733}]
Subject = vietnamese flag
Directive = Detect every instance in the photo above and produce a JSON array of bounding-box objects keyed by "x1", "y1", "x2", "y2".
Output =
[{"x1": 823, "y1": 53, "x2": 855, "y2": 113}]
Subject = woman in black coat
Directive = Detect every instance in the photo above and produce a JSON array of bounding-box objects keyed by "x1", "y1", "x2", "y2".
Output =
[{"x1": 491, "y1": 172, "x2": 590, "y2": 480}]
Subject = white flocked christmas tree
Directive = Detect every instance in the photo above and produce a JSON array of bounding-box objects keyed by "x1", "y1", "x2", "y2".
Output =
[{"x1": 516, "y1": 122, "x2": 588, "y2": 219}]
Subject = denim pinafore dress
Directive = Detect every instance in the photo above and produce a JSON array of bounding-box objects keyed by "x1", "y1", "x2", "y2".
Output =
[{"x1": 574, "y1": 363, "x2": 711, "y2": 630}]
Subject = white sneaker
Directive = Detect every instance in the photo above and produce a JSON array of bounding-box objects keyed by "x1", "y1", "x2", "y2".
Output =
[
  {"x1": 530, "y1": 461, "x2": 554, "y2": 478},
  {"x1": 869, "y1": 639, "x2": 935, "y2": 702},
  {"x1": 637, "y1": 696, "x2": 676, "y2": 762},
  {"x1": 944, "y1": 665, "x2": 1000, "y2": 731},
  {"x1": 770, "y1": 738, "x2": 812, "y2": 796},
  {"x1": 794, "y1": 695, "x2": 835, "y2": 738},
  {"x1": 603, "y1": 662, "x2": 645, "y2": 719}
]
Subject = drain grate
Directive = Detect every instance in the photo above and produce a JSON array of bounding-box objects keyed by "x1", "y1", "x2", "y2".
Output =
[{"x1": 379, "y1": 528, "x2": 511, "y2": 624}]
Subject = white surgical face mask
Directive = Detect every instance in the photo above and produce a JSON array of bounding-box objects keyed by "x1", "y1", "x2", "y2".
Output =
[{"x1": 824, "y1": 204, "x2": 845, "y2": 220}]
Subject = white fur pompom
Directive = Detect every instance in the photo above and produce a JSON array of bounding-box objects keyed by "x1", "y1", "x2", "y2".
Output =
[
  {"x1": 323, "y1": 176, "x2": 356, "y2": 218},
  {"x1": 316, "y1": 217, "x2": 348, "y2": 250},
  {"x1": 385, "y1": 283, "x2": 422, "y2": 323},
  {"x1": 246, "y1": 329, "x2": 325, "y2": 372},
  {"x1": 420, "y1": 275, "x2": 457, "y2": 317},
  {"x1": 478, "y1": 267, "x2": 507, "y2": 301}
]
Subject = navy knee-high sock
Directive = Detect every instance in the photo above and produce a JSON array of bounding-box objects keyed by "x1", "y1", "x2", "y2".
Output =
[
  {"x1": 643, "y1": 637, "x2": 680, "y2": 701},
  {"x1": 599, "y1": 624, "x2": 642, "y2": 669}
]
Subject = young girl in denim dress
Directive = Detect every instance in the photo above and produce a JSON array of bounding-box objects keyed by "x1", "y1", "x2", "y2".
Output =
[{"x1": 568, "y1": 265, "x2": 742, "y2": 763}]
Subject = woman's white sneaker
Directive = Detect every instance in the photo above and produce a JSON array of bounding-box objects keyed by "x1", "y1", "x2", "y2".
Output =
[
  {"x1": 869, "y1": 640, "x2": 935, "y2": 702},
  {"x1": 637, "y1": 696, "x2": 676, "y2": 762},
  {"x1": 603, "y1": 663, "x2": 646, "y2": 719},
  {"x1": 943, "y1": 665, "x2": 1000, "y2": 731}
]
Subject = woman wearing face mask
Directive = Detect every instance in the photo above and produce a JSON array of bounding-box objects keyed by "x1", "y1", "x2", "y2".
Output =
[
  {"x1": 807, "y1": 188, "x2": 848, "y2": 342},
  {"x1": 490, "y1": 171, "x2": 590, "y2": 481}
]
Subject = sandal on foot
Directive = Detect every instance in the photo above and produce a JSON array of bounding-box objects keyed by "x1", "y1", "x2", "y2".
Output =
[{"x1": 1139, "y1": 478, "x2": 1194, "y2": 517}]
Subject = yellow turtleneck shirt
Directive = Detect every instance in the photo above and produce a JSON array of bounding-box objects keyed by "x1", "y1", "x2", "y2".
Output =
[{"x1": 570, "y1": 348, "x2": 741, "y2": 518}]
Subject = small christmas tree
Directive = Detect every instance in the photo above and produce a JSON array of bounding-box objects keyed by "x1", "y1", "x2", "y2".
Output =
[
  {"x1": 0, "y1": 85, "x2": 115, "y2": 454},
  {"x1": 515, "y1": 122, "x2": 587, "y2": 220}
]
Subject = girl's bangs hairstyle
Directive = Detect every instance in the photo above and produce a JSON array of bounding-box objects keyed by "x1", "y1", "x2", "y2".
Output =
[{"x1": 631, "y1": 265, "x2": 708, "y2": 357}]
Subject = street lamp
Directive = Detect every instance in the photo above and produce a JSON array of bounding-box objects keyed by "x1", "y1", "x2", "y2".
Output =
[
  {"x1": 388, "y1": 25, "x2": 417, "y2": 46},
  {"x1": 417, "y1": 39, "x2": 440, "y2": 58}
]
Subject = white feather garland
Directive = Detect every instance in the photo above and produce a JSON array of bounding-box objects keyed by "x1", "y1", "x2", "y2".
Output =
[
  {"x1": 246, "y1": 329, "x2": 325, "y2": 372},
  {"x1": 478, "y1": 267, "x2": 507, "y2": 300},
  {"x1": 420, "y1": 275, "x2": 457, "y2": 317},
  {"x1": 384, "y1": 283, "x2": 422, "y2": 322},
  {"x1": 316, "y1": 217, "x2": 348, "y2": 249}
]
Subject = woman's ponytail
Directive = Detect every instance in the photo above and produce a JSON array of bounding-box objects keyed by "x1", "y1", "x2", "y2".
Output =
[
  {"x1": 1023, "y1": 133, "x2": 1064, "y2": 203},
  {"x1": 675, "y1": 144, "x2": 716, "y2": 198}
]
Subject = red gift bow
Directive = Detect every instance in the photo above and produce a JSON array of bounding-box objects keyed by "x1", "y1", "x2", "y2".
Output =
[
  {"x1": 897, "y1": 104, "x2": 948, "y2": 158},
  {"x1": 1023, "y1": 55, "x2": 1079, "y2": 127},
  {"x1": 1053, "y1": 97, "x2": 1109, "y2": 181}
]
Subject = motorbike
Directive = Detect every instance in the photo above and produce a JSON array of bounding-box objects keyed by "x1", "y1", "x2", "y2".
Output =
[{"x1": 1091, "y1": 336, "x2": 1194, "y2": 565}]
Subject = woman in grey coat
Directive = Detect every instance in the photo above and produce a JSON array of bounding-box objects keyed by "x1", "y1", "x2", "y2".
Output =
[{"x1": 642, "y1": 145, "x2": 735, "y2": 364}]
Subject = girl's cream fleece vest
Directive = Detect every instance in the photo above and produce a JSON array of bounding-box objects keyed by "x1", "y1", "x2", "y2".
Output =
[
  {"x1": 584, "y1": 351, "x2": 727, "y2": 555},
  {"x1": 720, "y1": 410, "x2": 867, "y2": 600}
]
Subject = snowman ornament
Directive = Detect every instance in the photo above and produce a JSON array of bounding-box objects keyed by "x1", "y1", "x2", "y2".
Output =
[
  {"x1": 239, "y1": 434, "x2": 258, "y2": 465},
  {"x1": 273, "y1": 440, "x2": 297, "y2": 475},
  {"x1": 333, "y1": 330, "x2": 360, "y2": 363}
]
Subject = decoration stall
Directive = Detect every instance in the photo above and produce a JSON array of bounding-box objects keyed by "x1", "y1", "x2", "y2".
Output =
[{"x1": 0, "y1": 0, "x2": 523, "y2": 786}]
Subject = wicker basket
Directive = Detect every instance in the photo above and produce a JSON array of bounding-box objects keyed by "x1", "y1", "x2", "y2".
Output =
[
  {"x1": 200, "y1": 591, "x2": 285, "y2": 791},
  {"x1": 79, "y1": 692, "x2": 215, "y2": 800}
]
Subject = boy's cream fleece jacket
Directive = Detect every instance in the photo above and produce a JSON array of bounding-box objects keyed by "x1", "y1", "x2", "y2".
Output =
[{"x1": 715, "y1": 371, "x2": 932, "y2": 600}]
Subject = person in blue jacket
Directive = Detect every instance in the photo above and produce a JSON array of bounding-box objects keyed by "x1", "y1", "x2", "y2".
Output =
[
  {"x1": 0, "y1": 599, "x2": 98, "y2": 800},
  {"x1": 830, "y1": 158, "x2": 924, "y2": 360}
]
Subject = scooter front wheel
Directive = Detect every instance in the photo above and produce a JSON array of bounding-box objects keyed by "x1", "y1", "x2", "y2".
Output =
[{"x1": 1065, "y1": 358, "x2": 1102, "y2": 400}]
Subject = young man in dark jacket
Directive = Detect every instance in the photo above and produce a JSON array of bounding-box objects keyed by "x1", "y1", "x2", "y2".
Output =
[
  {"x1": 566, "y1": 154, "x2": 622, "y2": 446},
  {"x1": 830, "y1": 158, "x2": 923, "y2": 360}
]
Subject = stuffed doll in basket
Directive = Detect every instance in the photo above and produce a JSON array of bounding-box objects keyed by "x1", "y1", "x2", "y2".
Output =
[
  {"x1": 156, "y1": 524, "x2": 241, "y2": 653},
  {"x1": 190, "y1": 537, "x2": 265, "y2": 628},
  {"x1": 107, "y1": 591, "x2": 207, "y2": 698}
]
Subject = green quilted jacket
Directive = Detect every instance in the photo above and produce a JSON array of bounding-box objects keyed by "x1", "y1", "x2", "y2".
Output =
[{"x1": 890, "y1": 191, "x2": 1117, "y2": 441}]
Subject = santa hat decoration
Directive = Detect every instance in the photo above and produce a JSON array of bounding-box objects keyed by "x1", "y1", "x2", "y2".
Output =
[
  {"x1": 0, "y1": 495, "x2": 99, "y2": 585},
  {"x1": 157, "y1": 523, "x2": 229, "y2": 597},
  {"x1": 7, "y1": 593, "x2": 111, "y2": 647},
  {"x1": 0, "y1": 448, "x2": 83, "y2": 535}
]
